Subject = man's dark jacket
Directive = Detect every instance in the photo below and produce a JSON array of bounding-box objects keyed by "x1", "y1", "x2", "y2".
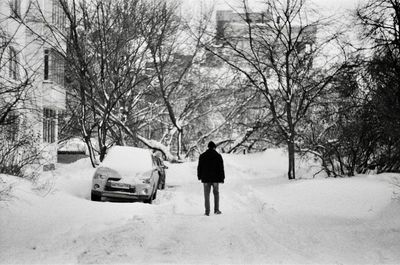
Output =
[{"x1": 197, "y1": 149, "x2": 225, "y2": 183}]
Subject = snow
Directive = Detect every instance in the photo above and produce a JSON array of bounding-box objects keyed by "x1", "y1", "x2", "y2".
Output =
[
  {"x1": 100, "y1": 146, "x2": 153, "y2": 175},
  {"x1": 259, "y1": 177, "x2": 393, "y2": 219},
  {"x1": 1, "y1": 148, "x2": 400, "y2": 264},
  {"x1": 58, "y1": 137, "x2": 87, "y2": 152}
]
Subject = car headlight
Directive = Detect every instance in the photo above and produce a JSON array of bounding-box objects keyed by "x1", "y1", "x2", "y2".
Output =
[
  {"x1": 93, "y1": 173, "x2": 107, "y2": 180},
  {"x1": 141, "y1": 188, "x2": 149, "y2": 195}
]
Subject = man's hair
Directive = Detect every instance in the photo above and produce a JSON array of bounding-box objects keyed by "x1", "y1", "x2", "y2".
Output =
[{"x1": 207, "y1": 141, "x2": 216, "y2": 149}]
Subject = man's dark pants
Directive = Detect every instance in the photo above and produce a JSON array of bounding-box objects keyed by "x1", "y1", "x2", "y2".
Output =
[{"x1": 203, "y1": 183, "x2": 219, "y2": 214}]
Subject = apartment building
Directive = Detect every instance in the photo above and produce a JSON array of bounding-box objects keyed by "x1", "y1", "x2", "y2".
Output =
[
  {"x1": 216, "y1": 9, "x2": 271, "y2": 43},
  {"x1": 0, "y1": 0, "x2": 66, "y2": 172},
  {"x1": 215, "y1": 9, "x2": 317, "y2": 53}
]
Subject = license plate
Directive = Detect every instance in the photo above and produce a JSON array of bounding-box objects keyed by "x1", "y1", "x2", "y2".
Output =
[{"x1": 110, "y1": 182, "x2": 130, "y2": 189}]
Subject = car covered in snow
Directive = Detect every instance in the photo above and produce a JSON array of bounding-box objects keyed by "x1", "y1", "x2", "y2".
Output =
[{"x1": 90, "y1": 146, "x2": 166, "y2": 203}]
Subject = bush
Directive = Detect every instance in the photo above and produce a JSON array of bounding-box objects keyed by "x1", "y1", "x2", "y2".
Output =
[{"x1": 0, "y1": 123, "x2": 42, "y2": 179}]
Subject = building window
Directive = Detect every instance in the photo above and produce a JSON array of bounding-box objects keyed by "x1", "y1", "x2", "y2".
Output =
[
  {"x1": 3, "y1": 112, "x2": 18, "y2": 142},
  {"x1": 43, "y1": 108, "x2": 57, "y2": 143},
  {"x1": 52, "y1": 50, "x2": 65, "y2": 85},
  {"x1": 9, "y1": 47, "x2": 19, "y2": 80},
  {"x1": 10, "y1": 0, "x2": 21, "y2": 17},
  {"x1": 52, "y1": 0, "x2": 66, "y2": 29},
  {"x1": 44, "y1": 49, "x2": 49, "y2": 80},
  {"x1": 44, "y1": 49, "x2": 65, "y2": 85}
]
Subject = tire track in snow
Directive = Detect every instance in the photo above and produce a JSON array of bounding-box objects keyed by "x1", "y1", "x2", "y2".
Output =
[{"x1": 128, "y1": 173, "x2": 309, "y2": 264}]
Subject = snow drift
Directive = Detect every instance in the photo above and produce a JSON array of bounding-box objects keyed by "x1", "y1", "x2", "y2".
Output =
[{"x1": 1, "y1": 148, "x2": 400, "y2": 264}]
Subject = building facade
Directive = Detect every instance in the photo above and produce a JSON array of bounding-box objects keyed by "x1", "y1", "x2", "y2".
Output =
[
  {"x1": 0, "y1": 0, "x2": 66, "y2": 173},
  {"x1": 216, "y1": 9, "x2": 272, "y2": 44}
]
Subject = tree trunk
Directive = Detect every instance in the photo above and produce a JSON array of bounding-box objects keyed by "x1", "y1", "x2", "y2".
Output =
[
  {"x1": 287, "y1": 138, "x2": 296, "y2": 180},
  {"x1": 286, "y1": 101, "x2": 296, "y2": 180},
  {"x1": 177, "y1": 129, "x2": 183, "y2": 160},
  {"x1": 80, "y1": 95, "x2": 97, "y2": 168},
  {"x1": 83, "y1": 134, "x2": 97, "y2": 168},
  {"x1": 98, "y1": 125, "x2": 108, "y2": 162}
]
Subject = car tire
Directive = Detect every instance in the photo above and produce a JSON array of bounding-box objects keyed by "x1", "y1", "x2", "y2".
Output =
[
  {"x1": 144, "y1": 186, "x2": 157, "y2": 204},
  {"x1": 91, "y1": 191, "x2": 101, "y2": 201},
  {"x1": 157, "y1": 173, "x2": 163, "y2": 190},
  {"x1": 144, "y1": 196, "x2": 153, "y2": 204},
  {"x1": 153, "y1": 188, "x2": 157, "y2": 200},
  {"x1": 158, "y1": 173, "x2": 166, "y2": 190}
]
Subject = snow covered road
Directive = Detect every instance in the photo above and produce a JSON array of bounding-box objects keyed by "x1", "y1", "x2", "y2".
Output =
[{"x1": 1, "y1": 149, "x2": 400, "y2": 264}]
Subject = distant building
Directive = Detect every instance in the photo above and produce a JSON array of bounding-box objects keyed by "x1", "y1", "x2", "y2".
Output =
[
  {"x1": 0, "y1": 0, "x2": 66, "y2": 172},
  {"x1": 215, "y1": 9, "x2": 317, "y2": 54},
  {"x1": 216, "y1": 10, "x2": 272, "y2": 43}
]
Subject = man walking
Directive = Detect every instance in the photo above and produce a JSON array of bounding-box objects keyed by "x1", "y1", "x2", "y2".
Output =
[{"x1": 197, "y1": 141, "x2": 225, "y2": 216}]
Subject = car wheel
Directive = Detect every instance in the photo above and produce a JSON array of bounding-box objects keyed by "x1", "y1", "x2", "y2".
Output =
[
  {"x1": 157, "y1": 180, "x2": 162, "y2": 190},
  {"x1": 144, "y1": 186, "x2": 157, "y2": 204},
  {"x1": 158, "y1": 174, "x2": 166, "y2": 190},
  {"x1": 144, "y1": 196, "x2": 153, "y2": 204},
  {"x1": 91, "y1": 191, "x2": 101, "y2": 201},
  {"x1": 157, "y1": 173, "x2": 163, "y2": 190}
]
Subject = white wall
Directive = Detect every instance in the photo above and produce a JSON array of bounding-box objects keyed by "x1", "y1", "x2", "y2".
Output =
[{"x1": 1, "y1": 0, "x2": 67, "y2": 169}]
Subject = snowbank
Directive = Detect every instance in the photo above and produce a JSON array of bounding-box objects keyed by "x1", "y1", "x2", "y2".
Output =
[
  {"x1": 257, "y1": 177, "x2": 394, "y2": 219},
  {"x1": 223, "y1": 148, "x2": 323, "y2": 180},
  {"x1": 1, "y1": 148, "x2": 400, "y2": 264},
  {"x1": 58, "y1": 137, "x2": 87, "y2": 152}
]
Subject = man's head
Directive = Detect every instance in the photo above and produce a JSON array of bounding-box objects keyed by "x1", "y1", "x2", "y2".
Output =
[{"x1": 207, "y1": 141, "x2": 216, "y2": 149}]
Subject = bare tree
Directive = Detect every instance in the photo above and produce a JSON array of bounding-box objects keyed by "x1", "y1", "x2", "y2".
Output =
[
  {"x1": 204, "y1": 0, "x2": 348, "y2": 179},
  {"x1": 63, "y1": 0, "x2": 157, "y2": 163},
  {"x1": 142, "y1": 2, "x2": 222, "y2": 160},
  {"x1": 17, "y1": 0, "x2": 186, "y2": 165}
]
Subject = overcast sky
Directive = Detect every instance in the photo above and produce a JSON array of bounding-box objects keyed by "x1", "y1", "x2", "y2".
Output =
[
  {"x1": 219, "y1": 0, "x2": 362, "y2": 10},
  {"x1": 181, "y1": 0, "x2": 366, "y2": 16}
]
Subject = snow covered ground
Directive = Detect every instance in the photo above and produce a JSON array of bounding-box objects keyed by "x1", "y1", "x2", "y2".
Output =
[{"x1": 1, "y1": 149, "x2": 400, "y2": 264}]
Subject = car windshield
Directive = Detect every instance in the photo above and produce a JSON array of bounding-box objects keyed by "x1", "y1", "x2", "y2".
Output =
[{"x1": 101, "y1": 146, "x2": 153, "y2": 174}]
